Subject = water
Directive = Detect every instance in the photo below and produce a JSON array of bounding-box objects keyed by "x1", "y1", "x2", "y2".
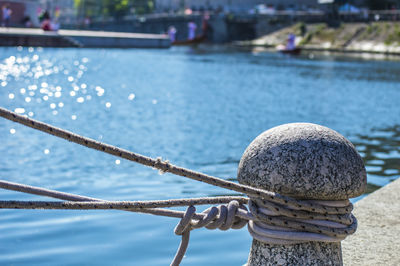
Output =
[{"x1": 0, "y1": 46, "x2": 399, "y2": 265}]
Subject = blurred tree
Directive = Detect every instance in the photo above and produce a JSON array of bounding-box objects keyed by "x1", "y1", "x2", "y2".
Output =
[{"x1": 74, "y1": 0, "x2": 154, "y2": 19}]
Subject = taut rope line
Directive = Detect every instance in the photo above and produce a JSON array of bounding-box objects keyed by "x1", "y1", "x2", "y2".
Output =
[
  {"x1": 0, "y1": 107, "x2": 357, "y2": 265},
  {"x1": 0, "y1": 107, "x2": 351, "y2": 214},
  {"x1": 0, "y1": 179, "x2": 250, "y2": 220}
]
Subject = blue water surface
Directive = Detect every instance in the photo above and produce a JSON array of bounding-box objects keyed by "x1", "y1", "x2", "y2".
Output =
[{"x1": 0, "y1": 46, "x2": 399, "y2": 265}]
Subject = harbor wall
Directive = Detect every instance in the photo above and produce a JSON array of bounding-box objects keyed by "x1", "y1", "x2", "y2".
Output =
[
  {"x1": 86, "y1": 14, "x2": 318, "y2": 43},
  {"x1": 0, "y1": 28, "x2": 170, "y2": 48}
]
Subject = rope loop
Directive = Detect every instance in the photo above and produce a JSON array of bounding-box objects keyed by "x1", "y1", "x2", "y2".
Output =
[
  {"x1": 174, "y1": 206, "x2": 196, "y2": 235},
  {"x1": 172, "y1": 201, "x2": 248, "y2": 265},
  {"x1": 247, "y1": 198, "x2": 357, "y2": 245}
]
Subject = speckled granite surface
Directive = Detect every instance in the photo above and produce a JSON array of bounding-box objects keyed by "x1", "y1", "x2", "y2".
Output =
[
  {"x1": 238, "y1": 123, "x2": 367, "y2": 265},
  {"x1": 238, "y1": 123, "x2": 366, "y2": 200},
  {"x1": 247, "y1": 240, "x2": 342, "y2": 266}
]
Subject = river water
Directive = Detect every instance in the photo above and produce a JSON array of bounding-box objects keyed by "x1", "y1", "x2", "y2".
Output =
[{"x1": 0, "y1": 46, "x2": 399, "y2": 265}]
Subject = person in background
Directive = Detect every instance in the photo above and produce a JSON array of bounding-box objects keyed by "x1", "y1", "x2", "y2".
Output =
[
  {"x1": 2, "y1": 4, "x2": 12, "y2": 27},
  {"x1": 187, "y1": 21, "x2": 197, "y2": 40},
  {"x1": 286, "y1": 33, "x2": 296, "y2": 50},
  {"x1": 51, "y1": 20, "x2": 60, "y2": 31},
  {"x1": 84, "y1": 17, "x2": 91, "y2": 28},
  {"x1": 168, "y1": 26, "x2": 177, "y2": 42},
  {"x1": 201, "y1": 13, "x2": 210, "y2": 36},
  {"x1": 22, "y1": 16, "x2": 32, "y2": 27},
  {"x1": 40, "y1": 11, "x2": 52, "y2": 31}
]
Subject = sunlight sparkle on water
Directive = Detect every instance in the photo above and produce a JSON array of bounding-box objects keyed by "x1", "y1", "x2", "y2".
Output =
[
  {"x1": 105, "y1": 102, "x2": 111, "y2": 108},
  {"x1": 8, "y1": 93, "x2": 14, "y2": 99},
  {"x1": 115, "y1": 160, "x2": 121, "y2": 165},
  {"x1": 10, "y1": 128, "x2": 16, "y2": 134},
  {"x1": 96, "y1": 86, "x2": 105, "y2": 96},
  {"x1": 71, "y1": 115, "x2": 77, "y2": 120},
  {"x1": 44, "y1": 149, "x2": 50, "y2": 154},
  {"x1": 128, "y1": 93, "x2": 135, "y2": 100},
  {"x1": 77, "y1": 97, "x2": 84, "y2": 103},
  {"x1": 29, "y1": 85, "x2": 37, "y2": 91},
  {"x1": 14, "y1": 108, "x2": 25, "y2": 114}
]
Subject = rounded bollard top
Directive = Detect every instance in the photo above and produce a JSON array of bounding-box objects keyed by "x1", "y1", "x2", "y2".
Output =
[{"x1": 237, "y1": 123, "x2": 366, "y2": 200}]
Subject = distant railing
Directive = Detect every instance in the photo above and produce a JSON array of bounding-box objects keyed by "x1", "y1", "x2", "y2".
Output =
[{"x1": 339, "y1": 10, "x2": 400, "y2": 22}]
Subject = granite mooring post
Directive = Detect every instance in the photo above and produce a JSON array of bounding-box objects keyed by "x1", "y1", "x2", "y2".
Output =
[{"x1": 237, "y1": 123, "x2": 367, "y2": 265}]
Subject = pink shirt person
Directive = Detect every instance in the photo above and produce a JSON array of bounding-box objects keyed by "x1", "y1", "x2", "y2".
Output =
[{"x1": 188, "y1": 22, "x2": 197, "y2": 40}]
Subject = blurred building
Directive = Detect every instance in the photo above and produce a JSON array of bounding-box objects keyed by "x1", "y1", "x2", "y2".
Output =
[
  {"x1": 154, "y1": 0, "x2": 369, "y2": 13},
  {"x1": 0, "y1": 0, "x2": 37, "y2": 26},
  {"x1": 0, "y1": 0, "x2": 76, "y2": 27}
]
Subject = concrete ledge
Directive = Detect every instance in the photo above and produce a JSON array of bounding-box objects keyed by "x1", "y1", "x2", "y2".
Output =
[
  {"x1": 342, "y1": 178, "x2": 400, "y2": 265},
  {"x1": 0, "y1": 27, "x2": 170, "y2": 48}
]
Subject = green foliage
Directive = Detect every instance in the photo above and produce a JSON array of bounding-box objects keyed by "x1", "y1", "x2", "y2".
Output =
[
  {"x1": 294, "y1": 22, "x2": 307, "y2": 36},
  {"x1": 366, "y1": 23, "x2": 380, "y2": 35},
  {"x1": 318, "y1": 30, "x2": 335, "y2": 43},
  {"x1": 366, "y1": 25, "x2": 373, "y2": 34},
  {"x1": 298, "y1": 32, "x2": 313, "y2": 46},
  {"x1": 384, "y1": 24, "x2": 400, "y2": 45},
  {"x1": 74, "y1": 0, "x2": 81, "y2": 8},
  {"x1": 315, "y1": 24, "x2": 327, "y2": 34},
  {"x1": 297, "y1": 24, "x2": 327, "y2": 46},
  {"x1": 75, "y1": 0, "x2": 155, "y2": 18}
]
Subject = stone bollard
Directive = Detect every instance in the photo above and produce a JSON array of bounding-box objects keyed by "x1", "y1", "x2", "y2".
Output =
[{"x1": 238, "y1": 123, "x2": 366, "y2": 265}]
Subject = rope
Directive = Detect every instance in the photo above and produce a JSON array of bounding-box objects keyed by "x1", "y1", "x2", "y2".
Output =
[
  {"x1": 0, "y1": 107, "x2": 353, "y2": 215},
  {"x1": 0, "y1": 180, "x2": 247, "y2": 219},
  {"x1": 0, "y1": 107, "x2": 358, "y2": 265},
  {"x1": 0, "y1": 179, "x2": 355, "y2": 264},
  {"x1": 0, "y1": 179, "x2": 249, "y2": 265}
]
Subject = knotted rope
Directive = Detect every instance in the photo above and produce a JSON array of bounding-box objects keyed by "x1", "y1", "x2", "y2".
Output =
[{"x1": 0, "y1": 107, "x2": 357, "y2": 265}]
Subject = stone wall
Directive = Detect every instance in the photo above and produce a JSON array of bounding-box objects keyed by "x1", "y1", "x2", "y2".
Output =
[{"x1": 87, "y1": 13, "x2": 318, "y2": 43}]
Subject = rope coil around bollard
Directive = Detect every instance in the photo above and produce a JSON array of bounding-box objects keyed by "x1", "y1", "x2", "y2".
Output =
[{"x1": 0, "y1": 107, "x2": 357, "y2": 265}]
